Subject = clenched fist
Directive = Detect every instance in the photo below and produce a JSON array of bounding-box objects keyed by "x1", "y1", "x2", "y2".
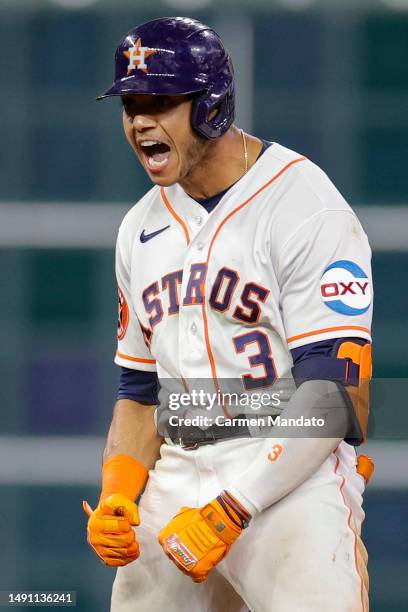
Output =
[
  {"x1": 83, "y1": 493, "x2": 140, "y2": 567},
  {"x1": 158, "y1": 491, "x2": 251, "y2": 582}
]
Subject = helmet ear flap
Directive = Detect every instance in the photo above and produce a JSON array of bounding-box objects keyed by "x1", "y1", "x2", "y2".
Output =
[{"x1": 191, "y1": 76, "x2": 235, "y2": 140}]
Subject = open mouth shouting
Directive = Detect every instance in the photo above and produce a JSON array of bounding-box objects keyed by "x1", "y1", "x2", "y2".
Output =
[{"x1": 140, "y1": 140, "x2": 171, "y2": 173}]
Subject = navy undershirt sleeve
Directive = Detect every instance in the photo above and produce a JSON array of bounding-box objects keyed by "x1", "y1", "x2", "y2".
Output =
[
  {"x1": 291, "y1": 338, "x2": 342, "y2": 363},
  {"x1": 290, "y1": 338, "x2": 368, "y2": 380},
  {"x1": 117, "y1": 367, "x2": 159, "y2": 405},
  {"x1": 290, "y1": 337, "x2": 368, "y2": 372}
]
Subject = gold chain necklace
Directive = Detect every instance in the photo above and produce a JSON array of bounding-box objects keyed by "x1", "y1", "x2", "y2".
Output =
[{"x1": 241, "y1": 129, "x2": 248, "y2": 174}]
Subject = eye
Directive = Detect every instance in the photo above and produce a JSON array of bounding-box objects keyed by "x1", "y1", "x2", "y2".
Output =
[
  {"x1": 120, "y1": 98, "x2": 133, "y2": 116},
  {"x1": 155, "y1": 96, "x2": 171, "y2": 111}
]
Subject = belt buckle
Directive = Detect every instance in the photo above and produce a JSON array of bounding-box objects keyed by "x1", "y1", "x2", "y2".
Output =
[{"x1": 179, "y1": 438, "x2": 199, "y2": 451}]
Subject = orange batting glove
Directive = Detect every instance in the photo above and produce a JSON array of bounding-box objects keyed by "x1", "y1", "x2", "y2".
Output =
[
  {"x1": 357, "y1": 455, "x2": 375, "y2": 484},
  {"x1": 83, "y1": 493, "x2": 140, "y2": 567},
  {"x1": 158, "y1": 491, "x2": 251, "y2": 582},
  {"x1": 83, "y1": 454, "x2": 148, "y2": 567}
]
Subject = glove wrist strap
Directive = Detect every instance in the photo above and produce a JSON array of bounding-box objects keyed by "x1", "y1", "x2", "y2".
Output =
[
  {"x1": 216, "y1": 490, "x2": 251, "y2": 529},
  {"x1": 100, "y1": 454, "x2": 148, "y2": 503}
]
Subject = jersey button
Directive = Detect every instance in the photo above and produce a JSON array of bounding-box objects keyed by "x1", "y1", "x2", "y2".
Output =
[
  {"x1": 191, "y1": 323, "x2": 197, "y2": 334},
  {"x1": 197, "y1": 242, "x2": 204, "y2": 251},
  {"x1": 195, "y1": 216, "x2": 203, "y2": 226}
]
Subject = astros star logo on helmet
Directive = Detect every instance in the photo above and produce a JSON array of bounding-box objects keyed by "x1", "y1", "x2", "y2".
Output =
[{"x1": 123, "y1": 38, "x2": 156, "y2": 74}]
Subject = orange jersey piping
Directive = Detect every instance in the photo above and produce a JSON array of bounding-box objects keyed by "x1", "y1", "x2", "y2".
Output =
[
  {"x1": 334, "y1": 454, "x2": 367, "y2": 611},
  {"x1": 160, "y1": 188, "x2": 190, "y2": 245},
  {"x1": 287, "y1": 325, "x2": 371, "y2": 344},
  {"x1": 116, "y1": 351, "x2": 156, "y2": 364}
]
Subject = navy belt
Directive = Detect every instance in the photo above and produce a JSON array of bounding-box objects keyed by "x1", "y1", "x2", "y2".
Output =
[{"x1": 168, "y1": 420, "x2": 252, "y2": 450}]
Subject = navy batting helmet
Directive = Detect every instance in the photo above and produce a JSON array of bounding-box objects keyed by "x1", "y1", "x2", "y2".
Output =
[{"x1": 97, "y1": 17, "x2": 235, "y2": 140}]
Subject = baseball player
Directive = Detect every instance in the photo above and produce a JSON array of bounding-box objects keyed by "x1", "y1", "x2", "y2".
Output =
[{"x1": 83, "y1": 17, "x2": 374, "y2": 612}]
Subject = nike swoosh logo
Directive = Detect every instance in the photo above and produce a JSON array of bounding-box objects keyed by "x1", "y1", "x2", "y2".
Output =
[{"x1": 140, "y1": 225, "x2": 170, "y2": 243}]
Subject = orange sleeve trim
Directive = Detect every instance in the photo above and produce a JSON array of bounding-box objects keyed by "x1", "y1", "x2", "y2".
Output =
[
  {"x1": 202, "y1": 156, "x2": 307, "y2": 389},
  {"x1": 116, "y1": 351, "x2": 156, "y2": 364},
  {"x1": 287, "y1": 326, "x2": 371, "y2": 344},
  {"x1": 160, "y1": 188, "x2": 190, "y2": 245}
]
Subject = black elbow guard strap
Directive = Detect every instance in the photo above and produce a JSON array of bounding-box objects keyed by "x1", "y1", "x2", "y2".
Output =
[{"x1": 292, "y1": 339, "x2": 372, "y2": 445}]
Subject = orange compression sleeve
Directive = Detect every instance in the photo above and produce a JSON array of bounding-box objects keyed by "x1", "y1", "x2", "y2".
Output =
[{"x1": 100, "y1": 454, "x2": 148, "y2": 502}]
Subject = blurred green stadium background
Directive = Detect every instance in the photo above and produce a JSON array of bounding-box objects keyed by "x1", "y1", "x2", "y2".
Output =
[{"x1": 0, "y1": 1, "x2": 407, "y2": 610}]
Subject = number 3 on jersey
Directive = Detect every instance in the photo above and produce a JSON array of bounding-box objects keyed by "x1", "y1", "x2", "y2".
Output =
[{"x1": 233, "y1": 330, "x2": 277, "y2": 390}]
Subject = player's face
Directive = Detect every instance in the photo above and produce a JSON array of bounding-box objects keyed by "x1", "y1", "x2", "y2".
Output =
[{"x1": 121, "y1": 94, "x2": 209, "y2": 186}]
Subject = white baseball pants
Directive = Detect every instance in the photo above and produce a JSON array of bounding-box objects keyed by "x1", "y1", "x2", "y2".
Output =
[{"x1": 111, "y1": 438, "x2": 368, "y2": 612}]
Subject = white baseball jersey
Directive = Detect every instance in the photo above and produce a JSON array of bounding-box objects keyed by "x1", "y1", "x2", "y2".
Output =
[{"x1": 114, "y1": 143, "x2": 372, "y2": 389}]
